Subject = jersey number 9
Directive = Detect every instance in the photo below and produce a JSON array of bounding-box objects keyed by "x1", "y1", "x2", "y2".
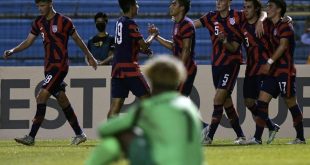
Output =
[{"x1": 115, "y1": 22, "x2": 123, "y2": 45}]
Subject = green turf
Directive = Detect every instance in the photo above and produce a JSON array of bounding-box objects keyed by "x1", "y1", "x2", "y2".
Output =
[{"x1": 0, "y1": 138, "x2": 309, "y2": 165}]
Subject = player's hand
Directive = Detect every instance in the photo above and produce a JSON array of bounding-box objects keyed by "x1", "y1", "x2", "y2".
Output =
[
  {"x1": 148, "y1": 23, "x2": 159, "y2": 36},
  {"x1": 255, "y1": 20, "x2": 264, "y2": 38},
  {"x1": 282, "y1": 16, "x2": 293, "y2": 24},
  {"x1": 259, "y1": 64, "x2": 271, "y2": 75},
  {"x1": 86, "y1": 55, "x2": 98, "y2": 70},
  {"x1": 3, "y1": 49, "x2": 14, "y2": 59},
  {"x1": 218, "y1": 31, "x2": 227, "y2": 43}
]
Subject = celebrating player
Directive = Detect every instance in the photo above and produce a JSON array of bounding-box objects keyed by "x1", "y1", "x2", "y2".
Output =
[{"x1": 3, "y1": 0, "x2": 97, "y2": 146}]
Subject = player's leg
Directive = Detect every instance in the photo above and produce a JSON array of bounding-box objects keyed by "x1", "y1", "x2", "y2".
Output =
[
  {"x1": 223, "y1": 96, "x2": 245, "y2": 143},
  {"x1": 108, "y1": 78, "x2": 129, "y2": 118},
  {"x1": 108, "y1": 98, "x2": 126, "y2": 118},
  {"x1": 54, "y1": 89, "x2": 86, "y2": 145},
  {"x1": 15, "y1": 69, "x2": 66, "y2": 145},
  {"x1": 280, "y1": 75, "x2": 305, "y2": 144},
  {"x1": 244, "y1": 76, "x2": 279, "y2": 143},
  {"x1": 15, "y1": 88, "x2": 51, "y2": 145}
]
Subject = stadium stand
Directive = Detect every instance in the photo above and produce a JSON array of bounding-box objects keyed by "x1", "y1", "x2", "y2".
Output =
[{"x1": 0, "y1": 0, "x2": 309, "y2": 65}]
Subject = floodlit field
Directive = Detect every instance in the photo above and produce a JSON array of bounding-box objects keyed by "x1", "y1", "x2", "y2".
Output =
[{"x1": 0, "y1": 138, "x2": 309, "y2": 165}]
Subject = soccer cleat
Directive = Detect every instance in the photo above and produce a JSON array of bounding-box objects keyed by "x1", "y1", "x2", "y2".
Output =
[
  {"x1": 267, "y1": 124, "x2": 280, "y2": 144},
  {"x1": 201, "y1": 136, "x2": 212, "y2": 145},
  {"x1": 201, "y1": 125, "x2": 209, "y2": 142},
  {"x1": 15, "y1": 135, "x2": 35, "y2": 146},
  {"x1": 71, "y1": 133, "x2": 87, "y2": 145},
  {"x1": 246, "y1": 137, "x2": 262, "y2": 145},
  {"x1": 287, "y1": 138, "x2": 306, "y2": 144},
  {"x1": 234, "y1": 137, "x2": 247, "y2": 145}
]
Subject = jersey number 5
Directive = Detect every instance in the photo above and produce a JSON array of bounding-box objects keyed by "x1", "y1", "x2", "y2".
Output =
[{"x1": 115, "y1": 22, "x2": 123, "y2": 44}]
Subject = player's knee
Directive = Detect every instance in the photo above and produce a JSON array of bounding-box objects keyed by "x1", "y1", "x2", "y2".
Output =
[
  {"x1": 284, "y1": 96, "x2": 297, "y2": 108},
  {"x1": 244, "y1": 99, "x2": 255, "y2": 109}
]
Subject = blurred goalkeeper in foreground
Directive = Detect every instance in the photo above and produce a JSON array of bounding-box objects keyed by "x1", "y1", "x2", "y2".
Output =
[{"x1": 86, "y1": 55, "x2": 203, "y2": 165}]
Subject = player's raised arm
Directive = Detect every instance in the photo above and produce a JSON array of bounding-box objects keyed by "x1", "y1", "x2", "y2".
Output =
[
  {"x1": 3, "y1": 33, "x2": 37, "y2": 59},
  {"x1": 71, "y1": 31, "x2": 97, "y2": 70}
]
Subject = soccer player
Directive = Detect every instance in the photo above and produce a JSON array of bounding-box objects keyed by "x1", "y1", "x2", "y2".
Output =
[
  {"x1": 87, "y1": 12, "x2": 114, "y2": 65},
  {"x1": 86, "y1": 55, "x2": 203, "y2": 165},
  {"x1": 248, "y1": 0, "x2": 306, "y2": 144},
  {"x1": 107, "y1": 0, "x2": 153, "y2": 118},
  {"x1": 239, "y1": 0, "x2": 280, "y2": 144},
  {"x1": 148, "y1": 0, "x2": 209, "y2": 130},
  {"x1": 149, "y1": 0, "x2": 197, "y2": 97},
  {"x1": 193, "y1": 0, "x2": 266, "y2": 144},
  {"x1": 3, "y1": 0, "x2": 97, "y2": 146}
]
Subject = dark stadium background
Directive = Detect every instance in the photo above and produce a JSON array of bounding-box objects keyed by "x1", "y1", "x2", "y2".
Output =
[{"x1": 0, "y1": 0, "x2": 309, "y2": 66}]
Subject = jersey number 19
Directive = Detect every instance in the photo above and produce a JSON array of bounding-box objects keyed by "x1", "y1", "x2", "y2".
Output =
[{"x1": 115, "y1": 22, "x2": 123, "y2": 45}]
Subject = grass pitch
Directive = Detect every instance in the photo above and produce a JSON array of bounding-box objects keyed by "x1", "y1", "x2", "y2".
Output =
[{"x1": 0, "y1": 138, "x2": 309, "y2": 165}]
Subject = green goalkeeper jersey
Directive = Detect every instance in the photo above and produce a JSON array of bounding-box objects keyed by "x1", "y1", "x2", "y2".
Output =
[{"x1": 99, "y1": 91, "x2": 203, "y2": 165}]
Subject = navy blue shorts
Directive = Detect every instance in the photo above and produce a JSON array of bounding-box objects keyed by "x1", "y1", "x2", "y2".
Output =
[
  {"x1": 178, "y1": 67, "x2": 197, "y2": 97},
  {"x1": 261, "y1": 74, "x2": 296, "y2": 98},
  {"x1": 243, "y1": 75, "x2": 264, "y2": 99},
  {"x1": 212, "y1": 64, "x2": 240, "y2": 94},
  {"x1": 42, "y1": 67, "x2": 67, "y2": 97},
  {"x1": 111, "y1": 76, "x2": 150, "y2": 98}
]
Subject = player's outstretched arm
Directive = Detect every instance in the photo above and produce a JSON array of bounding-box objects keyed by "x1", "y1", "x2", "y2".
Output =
[
  {"x1": 3, "y1": 33, "x2": 36, "y2": 59},
  {"x1": 148, "y1": 24, "x2": 173, "y2": 50},
  {"x1": 71, "y1": 31, "x2": 97, "y2": 70},
  {"x1": 193, "y1": 19, "x2": 203, "y2": 29}
]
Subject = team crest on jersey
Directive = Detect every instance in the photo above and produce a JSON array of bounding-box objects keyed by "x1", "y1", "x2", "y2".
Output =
[
  {"x1": 243, "y1": 31, "x2": 248, "y2": 35},
  {"x1": 229, "y1": 18, "x2": 235, "y2": 25},
  {"x1": 52, "y1": 25, "x2": 58, "y2": 33},
  {"x1": 215, "y1": 22, "x2": 219, "y2": 25},
  {"x1": 273, "y1": 29, "x2": 277, "y2": 36}
]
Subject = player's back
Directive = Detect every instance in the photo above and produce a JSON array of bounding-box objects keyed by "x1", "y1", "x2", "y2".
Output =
[
  {"x1": 113, "y1": 16, "x2": 141, "y2": 64},
  {"x1": 112, "y1": 16, "x2": 143, "y2": 78},
  {"x1": 139, "y1": 92, "x2": 203, "y2": 165}
]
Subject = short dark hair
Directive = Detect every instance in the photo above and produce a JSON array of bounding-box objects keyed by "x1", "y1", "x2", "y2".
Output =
[
  {"x1": 118, "y1": 0, "x2": 136, "y2": 13},
  {"x1": 245, "y1": 0, "x2": 262, "y2": 16},
  {"x1": 94, "y1": 12, "x2": 108, "y2": 23},
  {"x1": 35, "y1": 0, "x2": 52, "y2": 3},
  {"x1": 178, "y1": 0, "x2": 191, "y2": 14},
  {"x1": 268, "y1": 0, "x2": 286, "y2": 17}
]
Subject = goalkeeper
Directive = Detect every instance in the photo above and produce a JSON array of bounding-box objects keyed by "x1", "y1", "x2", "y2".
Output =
[{"x1": 86, "y1": 55, "x2": 203, "y2": 165}]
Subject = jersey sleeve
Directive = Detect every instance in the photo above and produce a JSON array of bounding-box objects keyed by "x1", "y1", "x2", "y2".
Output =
[
  {"x1": 180, "y1": 22, "x2": 195, "y2": 39},
  {"x1": 128, "y1": 21, "x2": 143, "y2": 40},
  {"x1": 278, "y1": 23, "x2": 294, "y2": 39},
  {"x1": 199, "y1": 12, "x2": 211, "y2": 28},
  {"x1": 30, "y1": 18, "x2": 40, "y2": 36},
  {"x1": 64, "y1": 17, "x2": 76, "y2": 36}
]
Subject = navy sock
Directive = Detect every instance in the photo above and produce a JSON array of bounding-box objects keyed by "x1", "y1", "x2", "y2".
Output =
[
  {"x1": 63, "y1": 105, "x2": 83, "y2": 135},
  {"x1": 225, "y1": 106, "x2": 244, "y2": 137},
  {"x1": 253, "y1": 101, "x2": 268, "y2": 140},
  {"x1": 208, "y1": 105, "x2": 224, "y2": 140},
  {"x1": 289, "y1": 105, "x2": 305, "y2": 141},
  {"x1": 29, "y1": 104, "x2": 46, "y2": 138}
]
